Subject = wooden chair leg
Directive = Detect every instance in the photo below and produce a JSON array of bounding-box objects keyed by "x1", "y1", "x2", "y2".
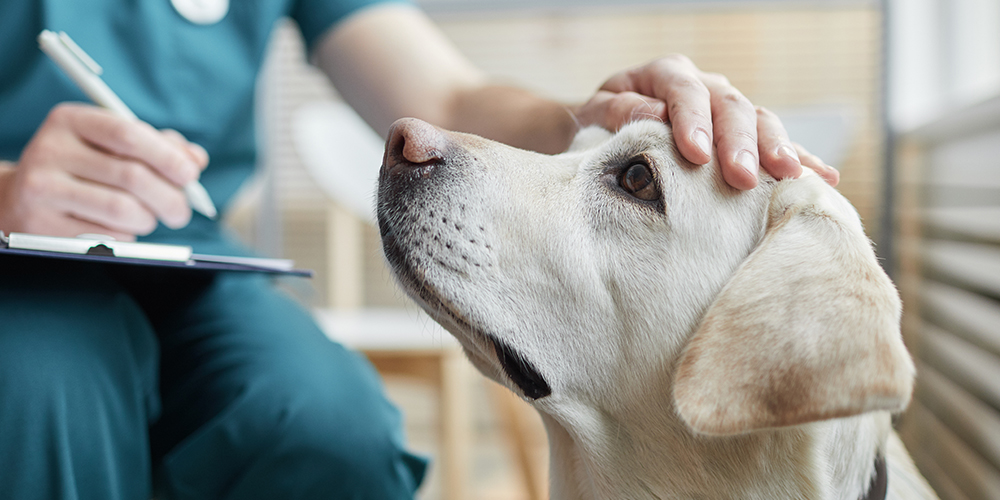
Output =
[
  {"x1": 490, "y1": 381, "x2": 546, "y2": 500},
  {"x1": 439, "y1": 347, "x2": 471, "y2": 500}
]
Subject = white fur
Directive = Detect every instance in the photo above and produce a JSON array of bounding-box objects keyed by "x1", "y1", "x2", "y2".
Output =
[{"x1": 377, "y1": 119, "x2": 938, "y2": 500}]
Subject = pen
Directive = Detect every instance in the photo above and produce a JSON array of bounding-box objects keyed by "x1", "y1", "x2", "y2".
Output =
[{"x1": 37, "y1": 30, "x2": 218, "y2": 220}]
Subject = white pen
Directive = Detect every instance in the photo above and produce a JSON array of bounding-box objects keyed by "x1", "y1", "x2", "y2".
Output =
[{"x1": 37, "y1": 30, "x2": 218, "y2": 220}]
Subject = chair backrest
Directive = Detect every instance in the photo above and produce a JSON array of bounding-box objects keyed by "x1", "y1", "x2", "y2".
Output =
[{"x1": 292, "y1": 101, "x2": 386, "y2": 223}]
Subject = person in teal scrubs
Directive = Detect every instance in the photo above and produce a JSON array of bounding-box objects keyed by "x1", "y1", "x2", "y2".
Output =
[{"x1": 0, "y1": 0, "x2": 836, "y2": 499}]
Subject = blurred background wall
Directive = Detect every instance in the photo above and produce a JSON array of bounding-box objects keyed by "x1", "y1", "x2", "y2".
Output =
[{"x1": 222, "y1": 1, "x2": 1000, "y2": 498}]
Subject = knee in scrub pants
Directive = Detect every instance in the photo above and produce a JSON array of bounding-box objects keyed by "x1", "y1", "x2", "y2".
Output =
[
  {"x1": 152, "y1": 274, "x2": 428, "y2": 500},
  {"x1": 0, "y1": 258, "x2": 159, "y2": 500}
]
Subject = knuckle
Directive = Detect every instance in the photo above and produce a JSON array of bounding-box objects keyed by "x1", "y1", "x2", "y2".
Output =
[
  {"x1": 611, "y1": 98, "x2": 638, "y2": 121},
  {"x1": 22, "y1": 138, "x2": 57, "y2": 166},
  {"x1": 720, "y1": 91, "x2": 750, "y2": 107},
  {"x1": 115, "y1": 161, "x2": 144, "y2": 192},
  {"x1": 669, "y1": 100, "x2": 710, "y2": 122},
  {"x1": 736, "y1": 129, "x2": 757, "y2": 143},
  {"x1": 668, "y1": 75, "x2": 709, "y2": 96},
  {"x1": 662, "y1": 53, "x2": 693, "y2": 66},
  {"x1": 723, "y1": 129, "x2": 757, "y2": 146},
  {"x1": 47, "y1": 103, "x2": 78, "y2": 123},
  {"x1": 755, "y1": 106, "x2": 776, "y2": 118},
  {"x1": 617, "y1": 91, "x2": 649, "y2": 105},
  {"x1": 20, "y1": 170, "x2": 50, "y2": 198},
  {"x1": 103, "y1": 195, "x2": 135, "y2": 221},
  {"x1": 108, "y1": 122, "x2": 140, "y2": 152},
  {"x1": 703, "y1": 72, "x2": 732, "y2": 87}
]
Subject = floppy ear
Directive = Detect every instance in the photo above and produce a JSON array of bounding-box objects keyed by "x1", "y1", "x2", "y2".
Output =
[{"x1": 672, "y1": 173, "x2": 915, "y2": 436}]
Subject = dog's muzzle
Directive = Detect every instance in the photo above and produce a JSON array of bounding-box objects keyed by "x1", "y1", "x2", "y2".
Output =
[{"x1": 376, "y1": 118, "x2": 553, "y2": 401}]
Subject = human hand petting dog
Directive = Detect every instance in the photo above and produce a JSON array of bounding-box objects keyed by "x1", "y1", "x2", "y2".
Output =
[
  {"x1": 0, "y1": 103, "x2": 207, "y2": 240},
  {"x1": 575, "y1": 54, "x2": 841, "y2": 190}
]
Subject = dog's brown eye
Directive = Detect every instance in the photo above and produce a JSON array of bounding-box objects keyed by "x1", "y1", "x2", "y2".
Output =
[{"x1": 621, "y1": 163, "x2": 658, "y2": 201}]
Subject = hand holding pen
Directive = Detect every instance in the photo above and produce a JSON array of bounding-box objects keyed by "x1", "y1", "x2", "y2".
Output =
[{"x1": 0, "y1": 31, "x2": 216, "y2": 241}]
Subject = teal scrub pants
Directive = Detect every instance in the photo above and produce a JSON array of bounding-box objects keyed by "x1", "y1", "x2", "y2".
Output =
[{"x1": 0, "y1": 225, "x2": 427, "y2": 499}]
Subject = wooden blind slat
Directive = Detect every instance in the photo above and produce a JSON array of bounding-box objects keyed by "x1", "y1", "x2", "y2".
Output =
[
  {"x1": 901, "y1": 400, "x2": 1000, "y2": 500},
  {"x1": 921, "y1": 281, "x2": 1000, "y2": 357},
  {"x1": 920, "y1": 323, "x2": 1000, "y2": 413},
  {"x1": 924, "y1": 207, "x2": 1000, "y2": 243},
  {"x1": 913, "y1": 363, "x2": 1000, "y2": 471},
  {"x1": 906, "y1": 447, "x2": 971, "y2": 500},
  {"x1": 923, "y1": 240, "x2": 1000, "y2": 297}
]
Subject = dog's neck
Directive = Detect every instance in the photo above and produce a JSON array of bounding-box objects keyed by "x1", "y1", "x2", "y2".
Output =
[{"x1": 537, "y1": 376, "x2": 890, "y2": 500}]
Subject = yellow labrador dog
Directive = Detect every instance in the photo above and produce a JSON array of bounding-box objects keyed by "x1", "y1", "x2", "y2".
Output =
[{"x1": 376, "y1": 118, "x2": 938, "y2": 500}]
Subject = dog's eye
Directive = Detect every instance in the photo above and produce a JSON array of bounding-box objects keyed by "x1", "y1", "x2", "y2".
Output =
[{"x1": 620, "y1": 163, "x2": 658, "y2": 201}]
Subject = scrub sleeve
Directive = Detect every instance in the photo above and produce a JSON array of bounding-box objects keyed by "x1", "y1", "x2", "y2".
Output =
[{"x1": 0, "y1": 0, "x2": 427, "y2": 498}]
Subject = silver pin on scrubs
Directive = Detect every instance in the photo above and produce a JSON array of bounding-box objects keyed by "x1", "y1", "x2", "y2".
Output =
[{"x1": 171, "y1": 0, "x2": 229, "y2": 25}]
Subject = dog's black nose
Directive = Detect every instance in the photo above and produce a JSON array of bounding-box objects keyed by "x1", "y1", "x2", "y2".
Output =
[{"x1": 383, "y1": 118, "x2": 447, "y2": 177}]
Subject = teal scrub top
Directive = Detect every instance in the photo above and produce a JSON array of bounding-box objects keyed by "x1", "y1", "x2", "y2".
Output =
[{"x1": 0, "y1": 0, "x2": 399, "y2": 243}]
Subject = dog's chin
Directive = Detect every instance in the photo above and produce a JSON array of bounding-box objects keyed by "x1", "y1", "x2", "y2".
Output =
[
  {"x1": 381, "y1": 229, "x2": 552, "y2": 400},
  {"x1": 406, "y1": 279, "x2": 552, "y2": 400}
]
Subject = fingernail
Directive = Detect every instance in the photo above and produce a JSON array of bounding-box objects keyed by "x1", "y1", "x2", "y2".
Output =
[
  {"x1": 736, "y1": 150, "x2": 758, "y2": 177},
  {"x1": 778, "y1": 145, "x2": 799, "y2": 162},
  {"x1": 693, "y1": 129, "x2": 712, "y2": 159}
]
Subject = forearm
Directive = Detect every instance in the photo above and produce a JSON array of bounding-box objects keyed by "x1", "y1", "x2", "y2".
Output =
[
  {"x1": 445, "y1": 84, "x2": 578, "y2": 154},
  {"x1": 314, "y1": 4, "x2": 578, "y2": 154}
]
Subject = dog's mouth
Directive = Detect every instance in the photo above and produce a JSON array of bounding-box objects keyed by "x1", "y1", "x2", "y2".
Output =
[
  {"x1": 416, "y1": 281, "x2": 551, "y2": 400},
  {"x1": 381, "y1": 227, "x2": 551, "y2": 400},
  {"x1": 490, "y1": 335, "x2": 551, "y2": 400}
]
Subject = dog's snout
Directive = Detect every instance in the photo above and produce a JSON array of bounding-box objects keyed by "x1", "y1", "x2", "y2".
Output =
[{"x1": 384, "y1": 118, "x2": 448, "y2": 176}]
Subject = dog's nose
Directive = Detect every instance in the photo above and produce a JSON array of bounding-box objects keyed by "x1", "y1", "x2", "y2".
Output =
[{"x1": 383, "y1": 118, "x2": 448, "y2": 176}]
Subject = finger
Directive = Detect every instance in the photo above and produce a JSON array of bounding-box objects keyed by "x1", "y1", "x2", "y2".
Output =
[
  {"x1": 702, "y1": 74, "x2": 759, "y2": 190},
  {"x1": 25, "y1": 211, "x2": 136, "y2": 242},
  {"x1": 755, "y1": 107, "x2": 802, "y2": 180},
  {"x1": 161, "y1": 128, "x2": 209, "y2": 169},
  {"x1": 577, "y1": 91, "x2": 666, "y2": 131},
  {"x1": 794, "y1": 143, "x2": 840, "y2": 187},
  {"x1": 54, "y1": 104, "x2": 200, "y2": 186},
  {"x1": 605, "y1": 56, "x2": 713, "y2": 165},
  {"x1": 45, "y1": 171, "x2": 159, "y2": 236},
  {"x1": 62, "y1": 146, "x2": 192, "y2": 229}
]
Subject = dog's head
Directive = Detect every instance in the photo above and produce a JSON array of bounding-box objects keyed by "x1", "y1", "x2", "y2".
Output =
[{"x1": 377, "y1": 118, "x2": 914, "y2": 436}]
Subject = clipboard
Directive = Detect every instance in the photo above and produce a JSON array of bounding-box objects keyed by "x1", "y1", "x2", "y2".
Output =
[{"x1": 0, "y1": 232, "x2": 313, "y2": 277}]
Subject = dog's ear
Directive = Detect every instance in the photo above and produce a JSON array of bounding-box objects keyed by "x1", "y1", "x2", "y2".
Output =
[{"x1": 672, "y1": 173, "x2": 915, "y2": 436}]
